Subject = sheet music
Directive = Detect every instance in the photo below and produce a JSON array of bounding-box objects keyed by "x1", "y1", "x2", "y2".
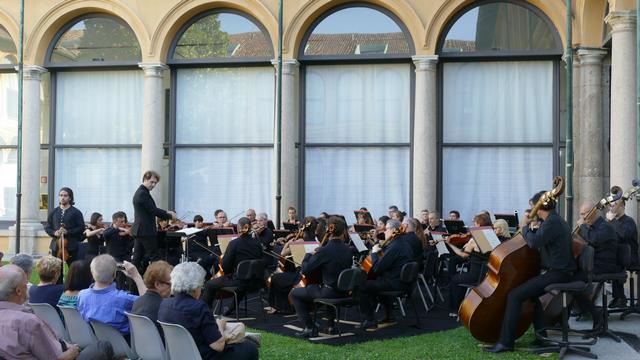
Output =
[
  {"x1": 175, "y1": 227, "x2": 203, "y2": 236},
  {"x1": 431, "y1": 232, "x2": 448, "y2": 255},
  {"x1": 469, "y1": 226, "x2": 501, "y2": 252},
  {"x1": 349, "y1": 233, "x2": 368, "y2": 253}
]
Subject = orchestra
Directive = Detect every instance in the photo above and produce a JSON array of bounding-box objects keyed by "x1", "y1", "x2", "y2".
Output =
[{"x1": 38, "y1": 171, "x2": 640, "y2": 358}]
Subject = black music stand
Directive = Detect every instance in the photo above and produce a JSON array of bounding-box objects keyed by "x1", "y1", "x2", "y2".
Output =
[
  {"x1": 444, "y1": 220, "x2": 467, "y2": 234},
  {"x1": 169, "y1": 227, "x2": 204, "y2": 263},
  {"x1": 282, "y1": 222, "x2": 298, "y2": 232}
]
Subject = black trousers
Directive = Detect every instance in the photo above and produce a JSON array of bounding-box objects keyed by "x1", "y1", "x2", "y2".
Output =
[
  {"x1": 359, "y1": 278, "x2": 405, "y2": 322},
  {"x1": 268, "y1": 271, "x2": 298, "y2": 313},
  {"x1": 449, "y1": 266, "x2": 480, "y2": 312},
  {"x1": 132, "y1": 235, "x2": 159, "y2": 271},
  {"x1": 498, "y1": 269, "x2": 573, "y2": 345},
  {"x1": 202, "y1": 275, "x2": 249, "y2": 309},
  {"x1": 205, "y1": 342, "x2": 259, "y2": 360},
  {"x1": 290, "y1": 285, "x2": 342, "y2": 328}
]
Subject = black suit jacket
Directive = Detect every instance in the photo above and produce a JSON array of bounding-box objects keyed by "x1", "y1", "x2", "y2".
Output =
[{"x1": 131, "y1": 184, "x2": 171, "y2": 237}]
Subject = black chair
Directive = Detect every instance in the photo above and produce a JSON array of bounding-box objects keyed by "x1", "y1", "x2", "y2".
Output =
[
  {"x1": 215, "y1": 259, "x2": 265, "y2": 320},
  {"x1": 422, "y1": 250, "x2": 445, "y2": 303},
  {"x1": 535, "y1": 245, "x2": 597, "y2": 359},
  {"x1": 620, "y1": 263, "x2": 640, "y2": 320},
  {"x1": 377, "y1": 261, "x2": 421, "y2": 327},
  {"x1": 592, "y1": 244, "x2": 630, "y2": 342},
  {"x1": 312, "y1": 267, "x2": 367, "y2": 336}
]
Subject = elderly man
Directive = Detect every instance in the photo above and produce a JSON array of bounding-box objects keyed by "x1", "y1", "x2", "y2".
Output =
[
  {"x1": 77, "y1": 254, "x2": 147, "y2": 338},
  {"x1": 0, "y1": 264, "x2": 81, "y2": 359},
  {"x1": 10, "y1": 253, "x2": 34, "y2": 284},
  {"x1": 158, "y1": 262, "x2": 259, "y2": 359}
]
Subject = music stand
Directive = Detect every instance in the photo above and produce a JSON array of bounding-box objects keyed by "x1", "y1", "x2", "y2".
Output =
[
  {"x1": 444, "y1": 220, "x2": 467, "y2": 234},
  {"x1": 170, "y1": 227, "x2": 204, "y2": 262},
  {"x1": 282, "y1": 222, "x2": 298, "y2": 232},
  {"x1": 353, "y1": 210, "x2": 374, "y2": 225},
  {"x1": 469, "y1": 226, "x2": 501, "y2": 253},
  {"x1": 353, "y1": 224, "x2": 375, "y2": 233}
]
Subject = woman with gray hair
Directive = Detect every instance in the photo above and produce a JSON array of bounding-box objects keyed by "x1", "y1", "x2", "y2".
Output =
[
  {"x1": 158, "y1": 262, "x2": 258, "y2": 359},
  {"x1": 10, "y1": 253, "x2": 34, "y2": 281}
]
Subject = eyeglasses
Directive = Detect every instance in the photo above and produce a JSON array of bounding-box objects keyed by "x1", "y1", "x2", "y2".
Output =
[{"x1": 160, "y1": 281, "x2": 171, "y2": 286}]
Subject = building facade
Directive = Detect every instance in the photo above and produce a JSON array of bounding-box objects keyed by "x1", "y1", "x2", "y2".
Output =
[{"x1": 0, "y1": 0, "x2": 636, "y2": 255}]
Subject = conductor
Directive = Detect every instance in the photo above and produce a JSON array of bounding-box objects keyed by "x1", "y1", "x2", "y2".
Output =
[{"x1": 131, "y1": 170, "x2": 176, "y2": 271}]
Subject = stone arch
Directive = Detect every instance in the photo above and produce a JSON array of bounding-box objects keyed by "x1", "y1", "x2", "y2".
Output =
[
  {"x1": 576, "y1": 0, "x2": 607, "y2": 47},
  {"x1": 0, "y1": 5, "x2": 19, "y2": 52},
  {"x1": 152, "y1": 0, "x2": 278, "y2": 63},
  {"x1": 285, "y1": 0, "x2": 423, "y2": 57},
  {"x1": 425, "y1": 0, "x2": 571, "y2": 55},
  {"x1": 25, "y1": 0, "x2": 150, "y2": 65}
]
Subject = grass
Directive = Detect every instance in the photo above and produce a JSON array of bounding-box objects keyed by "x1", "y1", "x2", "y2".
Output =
[
  {"x1": 253, "y1": 326, "x2": 556, "y2": 359},
  {"x1": 4, "y1": 260, "x2": 555, "y2": 359}
]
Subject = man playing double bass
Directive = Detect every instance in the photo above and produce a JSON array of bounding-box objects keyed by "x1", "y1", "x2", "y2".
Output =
[{"x1": 485, "y1": 190, "x2": 576, "y2": 353}]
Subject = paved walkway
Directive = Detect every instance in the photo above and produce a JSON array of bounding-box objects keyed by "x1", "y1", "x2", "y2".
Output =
[{"x1": 563, "y1": 312, "x2": 640, "y2": 360}]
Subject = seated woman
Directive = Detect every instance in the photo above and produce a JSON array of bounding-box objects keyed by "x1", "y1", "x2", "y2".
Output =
[
  {"x1": 493, "y1": 219, "x2": 512, "y2": 243},
  {"x1": 446, "y1": 213, "x2": 491, "y2": 316},
  {"x1": 158, "y1": 262, "x2": 258, "y2": 360},
  {"x1": 132, "y1": 260, "x2": 173, "y2": 324},
  {"x1": 57, "y1": 260, "x2": 93, "y2": 308},
  {"x1": 29, "y1": 255, "x2": 64, "y2": 308}
]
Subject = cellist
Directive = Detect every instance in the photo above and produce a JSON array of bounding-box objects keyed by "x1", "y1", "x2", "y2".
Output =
[
  {"x1": 485, "y1": 191, "x2": 576, "y2": 353},
  {"x1": 44, "y1": 187, "x2": 85, "y2": 284},
  {"x1": 201, "y1": 217, "x2": 262, "y2": 315},
  {"x1": 358, "y1": 219, "x2": 414, "y2": 330},
  {"x1": 289, "y1": 216, "x2": 352, "y2": 338}
]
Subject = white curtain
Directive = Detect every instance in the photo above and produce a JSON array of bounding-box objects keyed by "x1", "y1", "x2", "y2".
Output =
[
  {"x1": 55, "y1": 71, "x2": 143, "y2": 145},
  {"x1": 176, "y1": 67, "x2": 274, "y2": 144},
  {"x1": 55, "y1": 148, "x2": 140, "y2": 221},
  {"x1": 55, "y1": 70, "x2": 142, "y2": 220},
  {"x1": 305, "y1": 147, "x2": 409, "y2": 222},
  {"x1": 306, "y1": 64, "x2": 410, "y2": 143},
  {"x1": 304, "y1": 63, "x2": 410, "y2": 220},
  {"x1": 443, "y1": 61, "x2": 553, "y2": 143},
  {"x1": 0, "y1": 73, "x2": 18, "y2": 220},
  {"x1": 175, "y1": 148, "x2": 272, "y2": 222}
]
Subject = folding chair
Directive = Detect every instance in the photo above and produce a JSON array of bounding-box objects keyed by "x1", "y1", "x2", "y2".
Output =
[
  {"x1": 58, "y1": 306, "x2": 97, "y2": 349},
  {"x1": 158, "y1": 321, "x2": 203, "y2": 360},
  {"x1": 29, "y1": 302, "x2": 70, "y2": 341},
  {"x1": 125, "y1": 312, "x2": 167, "y2": 360},
  {"x1": 90, "y1": 320, "x2": 138, "y2": 359}
]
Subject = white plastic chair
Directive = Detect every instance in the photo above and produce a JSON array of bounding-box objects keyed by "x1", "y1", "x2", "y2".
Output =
[
  {"x1": 58, "y1": 306, "x2": 97, "y2": 349},
  {"x1": 28, "y1": 303, "x2": 70, "y2": 341},
  {"x1": 90, "y1": 320, "x2": 138, "y2": 359},
  {"x1": 157, "y1": 321, "x2": 203, "y2": 360},
  {"x1": 125, "y1": 312, "x2": 167, "y2": 360}
]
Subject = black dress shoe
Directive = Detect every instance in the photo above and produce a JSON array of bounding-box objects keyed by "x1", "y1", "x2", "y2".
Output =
[
  {"x1": 483, "y1": 343, "x2": 514, "y2": 353},
  {"x1": 295, "y1": 327, "x2": 316, "y2": 338}
]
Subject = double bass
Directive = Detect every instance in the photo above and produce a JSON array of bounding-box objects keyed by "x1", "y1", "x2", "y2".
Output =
[{"x1": 459, "y1": 176, "x2": 564, "y2": 343}]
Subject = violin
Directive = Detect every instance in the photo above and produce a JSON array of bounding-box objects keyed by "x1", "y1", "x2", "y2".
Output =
[{"x1": 55, "y1": 223, "x2": 70, "y2": 262}]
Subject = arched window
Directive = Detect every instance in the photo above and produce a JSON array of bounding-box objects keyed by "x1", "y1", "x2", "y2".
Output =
[
  {"x1": 47, "y1": 16, "x2": 141, "y2": 65},
  {"x1": 169, "y1": 10, "x2": 274, "y2": 220},
  {"x1": 47, "y1": 15, "x2": 143, "y2": 220},
  {"x1": 0, "y1": 24, "x2": 18, "y2": 221},
  {"x1": 437, "y1": 1, "x2": 563, "y2": 223},
  {"x1": 300, "y1": 4, "x2": 413, "y2": 219}
]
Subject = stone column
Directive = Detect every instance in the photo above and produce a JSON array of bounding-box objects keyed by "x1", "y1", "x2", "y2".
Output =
[
  {"x1": 9, "y1": 65, "x2": 47, "y2": 254},
  {"x1": 605, "y1": 11, "x2": 637, "y2": 221},
  {"x1": 271, "y1": 60, "x2": 299, "y2": 221},
  {"x1": 412, "y1": 55, "x2": 438, "y2": 216},
  {"x1": 575, "y1": 48, "x2": 607, "y2": 208},
  {"x1": 138, "y1": 62, "x2": 168, "y2": 207}
]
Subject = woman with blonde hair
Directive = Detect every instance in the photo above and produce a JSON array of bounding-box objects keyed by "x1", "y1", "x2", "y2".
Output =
[{"x1": 29, "y1": 255, "x2": 64, "y2": 308}]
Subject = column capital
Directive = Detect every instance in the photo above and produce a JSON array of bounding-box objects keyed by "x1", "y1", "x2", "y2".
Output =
[
  {"x1": 412, "y1": 55, "x2": 438, "y2": 71},
  {"x1": 576, "y1": 48, "x2": 608, "y2": 65},
  {"x1": 16, "y1": 65, "x2": 48, "y2": 80},
  {"x1": 138, "y1": 62, "x2": 168, "y2": 77},
  {"x1": 271, "y1": 59, "x2": 299, "y2": 75},
  {"x1": 605, "y1": 11, "x2": 637, "y2": 34}
]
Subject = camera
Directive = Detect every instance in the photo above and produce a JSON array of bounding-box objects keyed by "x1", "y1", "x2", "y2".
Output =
[{"x1": 116, "y1": 263, "x2": 126, "y2": 271}]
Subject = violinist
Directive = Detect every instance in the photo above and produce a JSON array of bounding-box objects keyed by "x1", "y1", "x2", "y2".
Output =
[
  {"x1": 400, "y1": 218, "x2": 425, "y2": 271},
  {"x1": 44, "y1": 187, "x2": 85, "y2": 283},
  {"x1": 188, "y1": 215, "x2": 217, "y2": 279},
  {"x1": 449, "y1": 210, "x2": 461, "y2": 220},
  {"x1": 104, "y1": 211, "x2": 134, "y2": 290},
  {"x1": 290, "y1": 216, "x2": 352, "y2": 337},
  {"x1": 485, "y1": 191, "x2": 575, "y2": 354},
  {"x1": 424, "y1": 211, "x2": 447, "y2": 240},
  {"x1": 267, "y1": 217, "x2": 318, "y2": 315},
  {"x1": 201, "y1": 217, "x2": 262, "y2": 314},
  {"x1": 493, "y1": 219, "x2": 512, "y2": 243},
  {"x1": 245, "y1": 208, "x2": 257, "y2": 224},
  {"x1": 285, "y1": 206, "x2": 300, "y2": 225},
  {"x1": 84, "y1": 212, "x2": 106, "y2": 261},
  {"x1": 213, "y1": 209, "x2": 233, "y2": 228},
  {"x1": 358, "y1": 219, "x2": 414, "y2": 330},
  {"x1": 419, "y1": 209, "x2": 430, "y2": 230},
  {"x1": 254, "y1": 213, "x2": 274, "y2": 251},
  {"x1": 607, "y1": 194, "x2": 638, "y2": 308},
  {"x1": 448, "y1": 213, "x2": 490, "y2": 316}
]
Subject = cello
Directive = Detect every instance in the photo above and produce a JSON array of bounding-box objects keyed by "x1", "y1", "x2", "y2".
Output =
[{"x1": 459, "y1": 176, "x2": 564, "y2": 343}]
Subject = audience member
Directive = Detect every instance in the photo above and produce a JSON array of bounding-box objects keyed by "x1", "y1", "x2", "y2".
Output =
[
  {"x1": 29, "y1": 255, "x2": 64, "y2": 308},
  {"x1": 77, "y1": 254, "x2": 146, "y2": 338},
  {"x1": 132, "y1": 260, "x2": 172, "y2": 325},
  {"x1": 10, "y1": 253, "x2": 34, "y2": 286},
  {"x1": 158, "y1": 262, "x2": 259, "y2": 359},
  {"x1": 58, "y1": 260, "x2": 93, "y2": 308}
]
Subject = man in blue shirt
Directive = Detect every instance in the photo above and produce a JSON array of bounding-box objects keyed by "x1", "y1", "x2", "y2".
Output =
[{"x1": 77, "y1": 254, "x2": 147, "y2": 337}]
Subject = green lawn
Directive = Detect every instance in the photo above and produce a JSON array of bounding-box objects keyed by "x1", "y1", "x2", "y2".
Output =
[
  {"x1": 254, "y1": 326, "x2": 555, "y2": 359},
  {"x1": 3, "y1": 260, "x2": 554, "y2": 359}
]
